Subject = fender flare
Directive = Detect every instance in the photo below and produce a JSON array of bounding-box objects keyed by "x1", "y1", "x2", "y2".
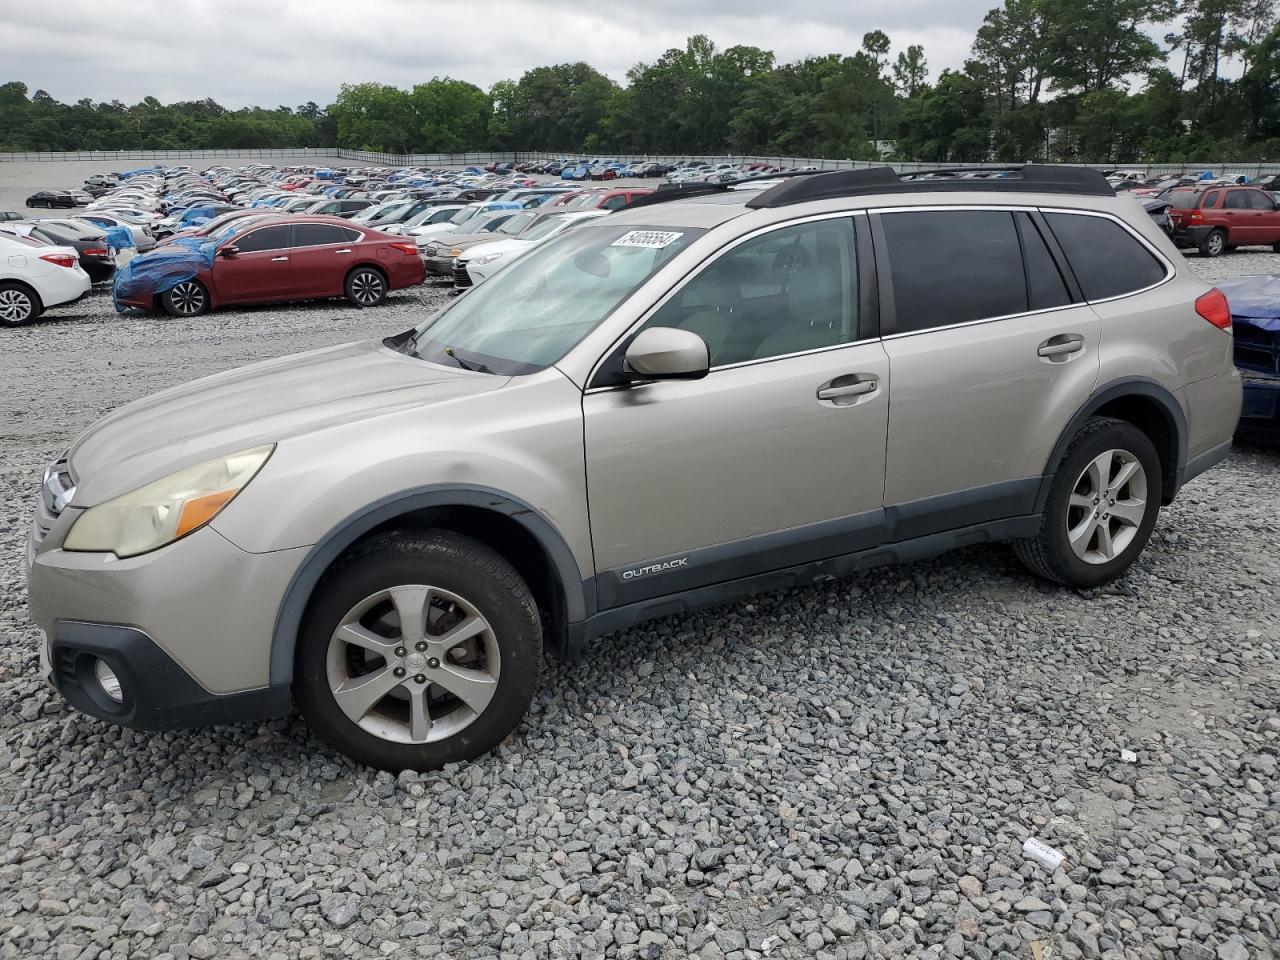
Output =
[
  {"x1": 1033, "y1": 377, "x2": 1187, "y2": 514},
  {"x1": 268, "y1": 484, "x2": 588, "y2": 688}
]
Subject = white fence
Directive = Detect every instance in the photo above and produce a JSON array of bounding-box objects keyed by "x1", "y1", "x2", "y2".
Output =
[{"x1": 3, "y1": 147, "x2": 1278, "y2": 177}]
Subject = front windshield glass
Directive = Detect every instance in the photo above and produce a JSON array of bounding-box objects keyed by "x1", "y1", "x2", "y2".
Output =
[
  {"x1": 522, "y1": 215, "x2": 576, "y2": 241},
  {"x1": 448, "y1": 206, "x2": 479, "y2": 225},
  {"x1": 406, "y1": 223, "x2": 704, "y2": 375},
  {"x1": 497, "y1": 212, "x2": 540, "y2": 236}
]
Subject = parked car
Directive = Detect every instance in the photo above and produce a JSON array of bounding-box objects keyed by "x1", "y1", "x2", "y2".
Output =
[
  {"x1": 563, "y1": 189, "x2": 654, "y2": 211},
  {"x1": 1167, "y1": 185, "x2": 1280, "y2": 256},
  {"x1": 1254, "y1": 174, "x2": 1279, "y2": 192},
  {"x1": 76, "y1": 212, "x2": 156, "y2": 253},
  {"x1": 0, "y1": 211, "x2": 23, "y2": 222},
  {"x1": 0, "y1": 231, "x2": 91, "y2": 325},
  {"x1": 1218, "y1": 274, "x2": 1280, "y2": 442},
  {"x1": 18, "y1": 221, "x2": 115, "y2": 282},
  {"x1": 454, "y1": 210, "x2": 608, "y2": 287},
  {"x1": 25, "y1": 165, "x2": 1241, "y2": 771},
  {"x1": 112, "y1": 215, "x2": 424, "y2": 316},
  {"x1": 418, "y1": 211, "x2": 529, "y2": 276},
  {"x1": 26, "y1": 191, "x2": 79, "y2": 209}
]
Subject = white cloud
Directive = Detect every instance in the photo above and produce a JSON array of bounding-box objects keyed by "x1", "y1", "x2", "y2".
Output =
[{"x1": 2, "y1": 0, "x2": 994, "y2": 107}]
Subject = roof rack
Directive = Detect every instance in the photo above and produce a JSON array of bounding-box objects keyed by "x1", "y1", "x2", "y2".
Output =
[
  {"x1": 627, "y1": 182, "x2": 736, "y2": 209},
  {"x1": 745, "y1": 164, "x2": 1114, "y2": 208}
]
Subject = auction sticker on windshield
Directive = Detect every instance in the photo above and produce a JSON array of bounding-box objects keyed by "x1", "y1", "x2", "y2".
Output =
[{"x1": 611, "y1": 230, "x2": 684, "y2": 249}]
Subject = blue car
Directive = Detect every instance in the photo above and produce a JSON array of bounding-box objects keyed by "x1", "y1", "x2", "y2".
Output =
[{"x1": 1221, "y1": 275, "x2": 1280, "y2": 442}]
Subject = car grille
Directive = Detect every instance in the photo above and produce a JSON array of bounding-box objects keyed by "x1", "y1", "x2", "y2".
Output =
[
  {"x1": 34, "y1": 456, "x2": 75, "y2": 546},
  {"x1": 453, "y1": 262, "x2": 473, "y2": 288},
  {"x1": 1234, "y1": 323, "x2": 1280, "y2": 376}
]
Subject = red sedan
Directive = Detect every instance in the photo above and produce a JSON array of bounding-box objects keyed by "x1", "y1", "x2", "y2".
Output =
[{"x1": 115, "y1": 215, "x2": 425, "y2": 316}]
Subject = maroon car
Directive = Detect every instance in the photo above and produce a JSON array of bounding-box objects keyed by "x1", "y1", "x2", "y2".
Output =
[{"x1": 117, "y1": 215, "x2": 425, "y2": 316}]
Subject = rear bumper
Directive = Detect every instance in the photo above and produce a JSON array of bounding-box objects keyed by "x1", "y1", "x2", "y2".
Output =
[
  {"x1": 1172, "y1": 225, "x2": 1214, "y2": 246},
  {"x1": 40, "y1": 265, "x2": 93, "y2": 308}
]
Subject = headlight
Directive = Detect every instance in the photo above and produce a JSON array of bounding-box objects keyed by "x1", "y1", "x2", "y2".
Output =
[
  {"x1": 448, "y1": 248, "x2": 463, "y2": 258},
  {"x1": 472, "y1": 252, "x2": 505, "y2": 266},
  {"x1": 64, "y1": 445, "x2": 273, "y2": 557}
]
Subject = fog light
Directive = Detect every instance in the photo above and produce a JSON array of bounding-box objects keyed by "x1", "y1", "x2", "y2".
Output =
[{"x1": 93, "y1": 658, "x2": 123, "y2": 703}]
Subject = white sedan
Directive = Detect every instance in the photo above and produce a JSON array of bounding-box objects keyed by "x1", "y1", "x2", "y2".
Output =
[
  {"x1": 455, "y1": 210, "x2": 608, "y2": 287},
  {"x1": 0, "y1": 231, "x2": 92, "y2": 326}
]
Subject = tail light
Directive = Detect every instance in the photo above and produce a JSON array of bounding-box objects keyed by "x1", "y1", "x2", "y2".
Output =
[
  {"x1": 84, "y1": 247, "x2": 109, "y2": 258},
  {"x1": 1185, "y1": 211, "x2": 1204, "y2": 225},
  {"x1": 389, "y1": 242, "x2": 418, "y2": 257},
  {"x1": 40, "y1": 254, "x2": 78, "y2": 268},
  {"x1": 1195, "y1": 288, "x2": 1232, "y2": 331}
]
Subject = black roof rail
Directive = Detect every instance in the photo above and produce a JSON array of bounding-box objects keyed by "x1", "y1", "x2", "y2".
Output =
[
  {"x1": 745, "y1": 164, "x2": 1114, "y2": 208},
  {"x1": 627, "y1": 181, "x2": 736, "y2": 209}
]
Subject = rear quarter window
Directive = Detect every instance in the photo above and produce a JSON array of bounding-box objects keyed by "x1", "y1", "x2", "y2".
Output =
[{"x1": 1044, "y1": 213, "x2": 1167, "y2": 302}]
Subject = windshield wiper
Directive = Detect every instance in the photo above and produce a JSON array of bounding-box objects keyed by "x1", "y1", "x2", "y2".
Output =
[{"x1": 444, "y1": 346, "x2": 492, "y2": 374}]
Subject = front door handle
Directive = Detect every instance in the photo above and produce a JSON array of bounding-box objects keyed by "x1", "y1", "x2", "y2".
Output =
[
  {"x1": 334, "y1": 248, "x2": 352, "y2": 254},
  {"x1": 817, "y1": 374, "x2": 879, "y2": 404},
  {"x1": 270, "y1": 256, "x2": 289, "y2": 262},
  {"x1": 1037, "y1": 334, "x2": 1085, "y2": 359}
]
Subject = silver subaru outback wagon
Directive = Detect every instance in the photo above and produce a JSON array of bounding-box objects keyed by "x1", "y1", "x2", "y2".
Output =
[{"x1": 26, "y1": 166, "x2": 1241, "y2": 771}]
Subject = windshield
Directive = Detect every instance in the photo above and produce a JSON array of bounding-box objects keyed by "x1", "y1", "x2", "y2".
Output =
[
  {"x1": 448, "y1": 206, "x2": 479, "y2": 225},
  {"x1": 405, "y1": 223, "x2": 704, "y2": 375},
  {"x1": 497, "y1": 211, "x2": 541, "y2": 236},
  {"x1": 522, "y1": 215, "x2": 576, "y2": 241}
]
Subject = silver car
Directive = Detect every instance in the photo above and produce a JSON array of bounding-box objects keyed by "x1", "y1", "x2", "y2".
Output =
[{"x1": 26, "y1": 166, "x2": 1241, "y2": 771}]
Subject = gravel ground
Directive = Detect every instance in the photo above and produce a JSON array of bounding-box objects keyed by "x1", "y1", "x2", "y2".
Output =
[{"x1": 0, "y1": 189, "x2": 1278, "y2": 960}]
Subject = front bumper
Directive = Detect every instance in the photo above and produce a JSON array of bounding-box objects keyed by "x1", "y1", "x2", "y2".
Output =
[
  {"x1": 27, "y1": 511, "x2": 309, "y2": 726},
  {"x1": 1239, "y1": 370, "x2": 1280, "y2": 441}
]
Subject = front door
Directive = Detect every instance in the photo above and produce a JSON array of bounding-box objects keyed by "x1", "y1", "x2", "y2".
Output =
[
  {"x1": 212, "y1": 223, "x2": 294, "y2": 303},
  {"x1": 583, "y1": 216, "x2": 889, "y2": 608}
]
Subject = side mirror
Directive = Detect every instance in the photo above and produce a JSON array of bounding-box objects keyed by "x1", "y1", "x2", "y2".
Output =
[
  {"x1": 624, "y1": 327, "x2": 710, "y2": 381},
  {"x1": 219, "y1": 245, "x2": 239, "y2": 257}
]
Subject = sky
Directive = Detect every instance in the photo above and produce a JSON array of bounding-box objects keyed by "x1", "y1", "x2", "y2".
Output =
[{"x1": 3, "y1": 0, "x2": 991, "y2": 108}]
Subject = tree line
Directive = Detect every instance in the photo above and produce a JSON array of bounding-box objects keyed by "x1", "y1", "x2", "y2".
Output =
[{"x1": 2, "y1": 0, "x2": 1277, "y2": 163}]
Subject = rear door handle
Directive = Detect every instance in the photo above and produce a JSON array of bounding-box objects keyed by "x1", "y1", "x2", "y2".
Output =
[
  {"x1": 270, "y1": 256, "x2": 289, "y2": 262},
  {"x1": 334, "y1": 248, "x2": 352, "y2": 254},
  {"x1": 1037, "y1": 334, "x2": 1085, "y2": 359},
  {"x1": 817, "y1": 374, "x2": 879, "y2": 404}
]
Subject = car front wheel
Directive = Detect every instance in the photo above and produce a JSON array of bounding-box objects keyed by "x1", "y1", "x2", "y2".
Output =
[
  {"x1": 159, "y1": 279, "x2": 209, "y2": 317},
  {"x1": 1013, "y1": 416, "x2": 1162, "y2": 587},
  {"x1": 345, "y1": 266, "x2": 387, "y2": 307},
  {"x1": 0, "y1": 283, "x2": 42, "y2": 326},
  {"x1": 295, "y1": 530, "x2": 542, "y2": 771}
]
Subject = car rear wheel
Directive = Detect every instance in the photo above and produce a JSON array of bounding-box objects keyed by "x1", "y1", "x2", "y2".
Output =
[
  {"x1": 0, "y1": 283, "x2": 42, "y2": 326},
  {"x1": 1012, "y1": 417, "x2": 1162, "y2": 588},
  {"x1": 295, "y1": 530, "x2": 542, "y2": 771},
  {"x1": 1199, "y1": 229, "x2": 1226, "y2": 257},
  {"x1": 159, "y1": 279, "x2": 209, "y2": 317},
  {"x1": 345, "y1": 266, "x2": 387, "y2": 308}
]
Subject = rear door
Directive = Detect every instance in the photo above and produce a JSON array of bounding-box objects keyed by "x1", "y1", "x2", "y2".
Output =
[
  {"x1": 876, "y1": 208, "x2": 1102, "y2": 537},
  {"x1": 1245, "y1": 189, "x2": 1280, "y2": 243},
  {"x1": 288, "y1": 222, "x2": 362, "y2": 297},
  {"x1": 1222, "y1": 189, "x2": 1256, "y2": 243},
  {"x1": 211, "y1": 224, "x2": 294, "y2": 303}
]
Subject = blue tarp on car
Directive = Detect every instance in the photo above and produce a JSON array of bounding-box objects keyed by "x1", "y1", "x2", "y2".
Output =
[
  {"x1": 99, "y1": 224, "x2": 135, "y2": 253},
  {"x1": 1220, "y1": 275, "x2": 1280, "y2": 331},
  {"x1": 110, "y1": 225, "x2": 236, "y2": 312}
]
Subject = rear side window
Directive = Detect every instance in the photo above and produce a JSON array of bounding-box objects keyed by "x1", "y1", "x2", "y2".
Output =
[
  {"x1": 1044, "y1": 213, "x2": 1166, "y2": 301},
  {"x1": 1015, "y1": 214, "x2": 1071, "y2": 311},
  {"x1": 1201, "y1": 190, "x2": 1220, "y2": 208},
  {"x1": 292, "y1": 223, "x2": 358, "y2": 246},
  {"x1": 1246, "y1": 191, "x2": 1276, "y2": 210},
  {"x1": 1223, "y1": 191, "x2": 1250, "y2": 209},
  {"x1": 881, "y1": 210, "x2": 1027, "y2": 333}
]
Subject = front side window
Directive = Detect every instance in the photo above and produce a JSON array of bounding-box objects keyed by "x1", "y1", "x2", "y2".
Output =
[
  {"x1": 881, "y1": 210, "x2": 1027, "y2": 333},
  {"x1": 405, "y1": 223, "x2": 703, "y2": 374},
  {"x1": 639, "y1": 217, "x2": 858, "y2": 366},
  {"x1": 1043, "y1": 213, "x2": 1166, "y2": 301},
  {"x1": 233, "y1": 225, "x2": 291, "y2": 252}
]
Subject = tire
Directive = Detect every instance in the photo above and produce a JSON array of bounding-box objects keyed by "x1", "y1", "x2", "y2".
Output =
[
  {"x1": 1198, "y1": 229, "x2": 1226, "y2": 257},
  {"x1": 1012, "y1": 416, "x2": 1162, "y2": 588},
  {"x1": 1272, "y1": 241, "x2": 1280, "y2": 254},
  {"x1": 294, "y1": 530, "x2": 542, "y2": 771},
  {"x1": 345, "y1": 266, "x2": 387, "y2": 308},
  {"x1": 159, "y1": 279, "x2": 210, "y2": 317},
  {"x1": 0, "y1": 282, "x2": 42, "y2": 326}
]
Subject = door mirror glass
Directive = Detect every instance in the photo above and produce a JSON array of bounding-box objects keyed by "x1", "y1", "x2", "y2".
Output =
[
  {"x1": 624, "y1": 327, "x2": 709, "y2": 381},
  {"x1": 219, "y1": 245, "x2": 239, "y2": 257}
]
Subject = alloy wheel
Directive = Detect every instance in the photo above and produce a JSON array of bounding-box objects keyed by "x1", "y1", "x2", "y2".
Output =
[
  {"x1": 350, "y1": 271, "x2": 385, "y2": 305},
  {"x1": 1206, "y1": 233, "x2": 1225, "y2": 256},
  {"x1": 0, "y1": 288, "x2": 34, "y2": 324},
  {"x1": 326, "y1": 584, "x2": 500, "y2": 744},
  {"x1": 1066, "y1": 448, "x2": 1147, "y2": 564},
  {"x1": 169, "y1": 281, "x2": 205, "y2": 315}
]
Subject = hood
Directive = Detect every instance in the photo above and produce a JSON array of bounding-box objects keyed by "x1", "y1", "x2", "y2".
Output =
[
  {"x1": 459, "y1": 237, "x2": 531, "y2": 261},
  {"x1": 426, "y1": 232, "x2": 509, "y2": 252},
  {"x1": 67, "y1": 339, "x2": 505, "y2": 505}
]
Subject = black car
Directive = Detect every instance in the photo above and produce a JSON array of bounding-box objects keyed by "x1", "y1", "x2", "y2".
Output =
[
  {"x1": 26, "y1": 191, "x2": 78, "y2": 209},
  {"x1": 1255, "y1": 174, "x2": 1279, "y2": 193},
  {"x1": 25, "y1": 221, "x2": 115, "y2": 282}
]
